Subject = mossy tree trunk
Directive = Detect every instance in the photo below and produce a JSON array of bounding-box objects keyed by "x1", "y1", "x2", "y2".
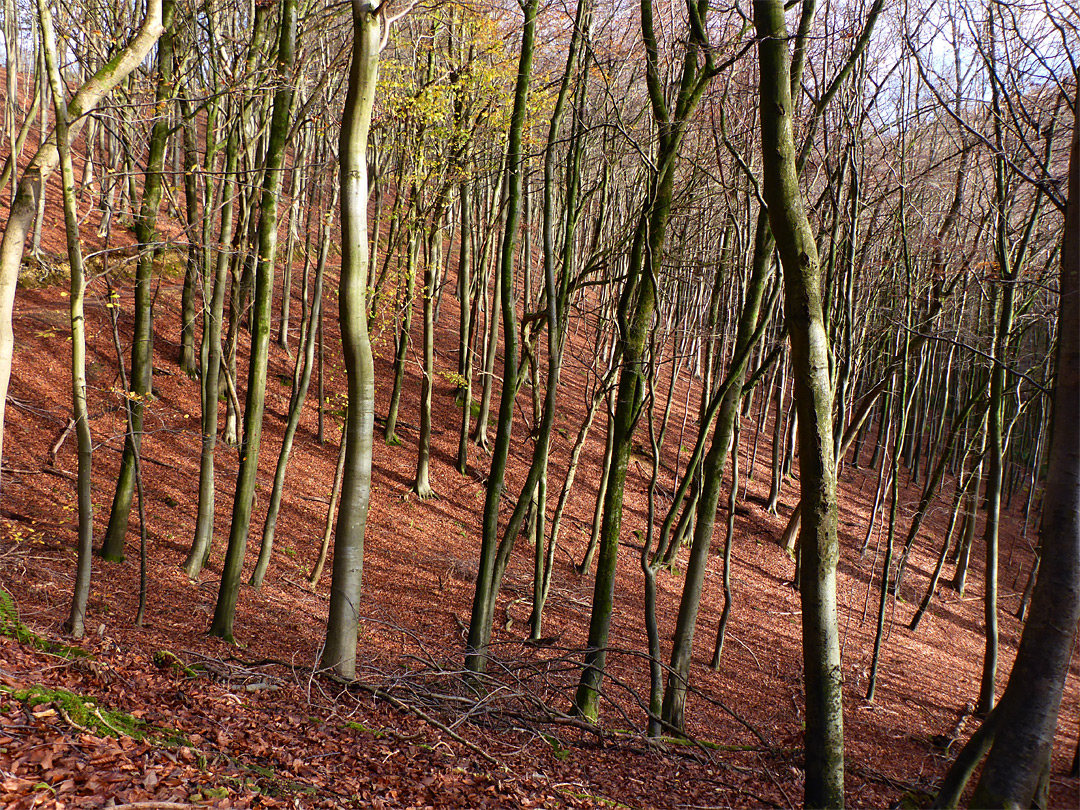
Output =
[
  {"x1": 574, "y1": 0, "x2": 718, "y2": 722},
  {"x1": 661, "y1": 207, "x2": 775, "y2": 732},
  {"x1": 465, "y1": 0, "x2": 539, "y2": 674},
  {"x1": 755, "y1": 0, "x2": 844, "y2": 803},
  {"x1": 99, "y1": 0, "x2": 177, "y2": 562},
  {"x1": 184, "y1": 115, "x2": 236, "y2": 579},
  {"x1": 210, "y1": 0, "x2": 298, "y2": 642}
]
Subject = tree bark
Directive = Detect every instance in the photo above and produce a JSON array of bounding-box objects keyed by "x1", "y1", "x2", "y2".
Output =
[
  {"x1": 322, "y1": 0, "x2": 380, "y2": 679},
  {"x1": 0, "y1": 3, "x2": 164, "y2": 492},
  {"x1": 755, "y1": 0, "x2": 844, "y2": 804},
  {"x1": 210, "y1": 0, "x2": 298, "y2": 642}
]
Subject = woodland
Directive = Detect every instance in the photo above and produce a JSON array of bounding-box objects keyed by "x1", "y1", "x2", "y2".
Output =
[{"x1": 0, "y1": 0, "x2": 1077, "y2": 807}]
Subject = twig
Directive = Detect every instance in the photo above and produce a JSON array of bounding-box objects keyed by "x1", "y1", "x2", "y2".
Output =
[
  {"x1": 42, "y1": 466, "x2": 78, "y2": 481},
  {"x1": 92, "y1": 706, "x2": 126, "y2": 737},
  {"x1": 331, "y1": 673, "x2": 498, "y2": 764},
  {"x1": 54, "y1": 703, "x2": 92, "y2": 735},
  {"x1": 49, "y1": 418, "x2": 76, "y2": 463},
  {"x1": 756, "y1": 751, "x2": 793, "y2": 810}
]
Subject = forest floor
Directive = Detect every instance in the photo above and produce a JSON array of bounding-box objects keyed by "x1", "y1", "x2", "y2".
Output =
[{"x1": 0, "y1": 188, "x2": 1078, "y2": 809}]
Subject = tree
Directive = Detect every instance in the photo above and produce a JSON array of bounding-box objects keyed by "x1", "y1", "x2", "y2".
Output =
[
  {"x1": 574, "y1": 0, "x2": 721, "y2": 722},
  {"x1": 931, "y1": 76, "x2": 1078, "y2": 810},
  {"x1": 210, "y1": 0, "x2": 299, "y2": 642},
  {"x1": 37, "y1": 0, "x2": 92, "y2": 637},
  {"x1": 755, "y1": 0, "x2": 844, "y2": 804},
  {"x1": 321, "y1": 0, "x2": 384, "y2": 679},
  {"x1": 464, "y1": 0, "x2": 539, "y2": 674},
  {"x1": 99, "y1": 0, "x2": 178, "y2": 562},
  {"x1": 0, "y1": 0, "x2": 165, "y2": 499}
]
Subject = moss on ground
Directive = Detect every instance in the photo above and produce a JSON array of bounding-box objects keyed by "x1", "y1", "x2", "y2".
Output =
[
  {"x1": 3, "y1": 682, "x2": 187, "y2": 746},
  {"x1": 0, "y1": 588, "x2": 86, "y2": 659}
]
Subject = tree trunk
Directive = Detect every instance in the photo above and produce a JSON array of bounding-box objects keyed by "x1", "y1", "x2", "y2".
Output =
[
  {"x1": 99, "y1": 0, "x2": 177, "y2": 561},
  {"x1": 464, "y1": 0, "x2": 538, "y2": 674},
  {"x1": 251, "y1": 189, "x2": 336, "y2": 588},
  {"x1": 210, "y1": 0, "x2": 298, "y2": 642},
  {"x1": 184, "y1": 120, "x2": 237, "y2": 578},
  {"x1": 756, "y1": 0, "x2": 844, "y2": 803},
  {"x1": 322, "y1": 0, "x2": 380, "y2": 679},
  {"x1": 456, "y1": 172, "x2": 474, "y2": 474},
  {"x1": 383, "y1": 225, "x2": 418, "y2": 445},
  {"x1": 574, "y1": 0, "x2": 717, "y2": 720},
  {"x1": 38, "y1": 0, "x2": 93, "y2": 638},
  {"x1": 662, "y1": 207, "x2": 775, "y2": 731}
]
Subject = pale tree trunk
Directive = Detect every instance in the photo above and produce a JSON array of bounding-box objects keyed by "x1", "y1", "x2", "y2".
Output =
[
  {"x1": 2, "y1": 0, "x2": 21, "y2": 203},
  {"x1": 383, "y1": 222, "x2": 418, "y2": 445},
  {"x1": 455, "y1": 173, "x2": 474, "y2": 474},
  {"x1": 0, "y1": 0, "x2": 164, "y2": 498},
  {"x1": 415, "y1": 211, "x2": 441, "y2": 498},
  {"x1": 322, "y1": 0, "x2": 380, "y2": 679},
  {"x1": 178, "y1": 93, "x2": 201, "y2": 377},
  {"x1": 309, "y1": 411, "x2": 347, "y2": 589},
  {"x1": 37, "y1": 0, "x2": 92, "y2": 638}
]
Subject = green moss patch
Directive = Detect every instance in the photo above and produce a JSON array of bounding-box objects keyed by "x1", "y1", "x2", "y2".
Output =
[{"x1": 0, "y1": 588, "x2": 86, "y2": 659}]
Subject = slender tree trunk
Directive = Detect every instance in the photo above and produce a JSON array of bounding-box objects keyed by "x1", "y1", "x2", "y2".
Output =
[
  {"x1": 572, "y1": 388, "x2": 615, "y2": 571},
  {"x1": 415, "y1": 215, "x2": 440, "y2": 497},
  {"x1": 309, "y1": 411, "x2": 348, "y2": 588},
  {"x1": 472, "y1": 219, "x2": 501, "y2": 452},
  {"x1": 384, "y1": 225, "x2": 418, "y2": 445},
  {"x1": 99, "y1": 0, "x2": 177, "y2": 561},
  {"x1": 662, "y1": 208, "x2": 775, "y2": 731},
  {"x1": 321, "y1": 1, "x2": 380, "y2": 678},
  {"x1": 766, "y1": 355, "x2": 788, "y2": 514},
  {"x1": 553, "y1": 368, "x2": 614, "y2": 568},
  {"x1": 465, "y1": 0, "x2": 538, "y2": 673},
  {"x1": 38, "y1": 0, "x2": 93, "y2": 638},
  {"x1": 184, "y1": 121, "x2": 237, "y2": 578},
  {"x1": 711, "y1": 420, "x2": 740, "y2": 668},
  {"x1": 210, "y1": 0, "x2": 298, "y2": 642},
  {"x1": 575, "y1": 0, "x2": 718, "y2": 719},
  {"x1": 756, "y1": 1, "x2": 843, "y2": 802},
  {"x1": 892, "y1": 398, "x2": 979, "y2": 594},
  {"x1": 910, "y1": 460, "x2": 976, "y2": 632},
  {"x1": 178, "y1": 95, "x2": 201, "y2": 377},
  {"x1": 456, "y1": 172, "x2": 474, "y2": 474},
  {"x1": 251, "y1": 189, "x2": 336, "y2": 588}
]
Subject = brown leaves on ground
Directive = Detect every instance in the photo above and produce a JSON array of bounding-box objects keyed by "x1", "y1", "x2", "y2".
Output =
[{"x1": 1, "y1": 218, "x2": 1077, "y2": 808}]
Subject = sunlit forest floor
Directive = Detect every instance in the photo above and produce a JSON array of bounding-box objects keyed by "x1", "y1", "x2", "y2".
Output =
[{"x1": 1, "y1": 172, "x2": 1078, "y2": 808}]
